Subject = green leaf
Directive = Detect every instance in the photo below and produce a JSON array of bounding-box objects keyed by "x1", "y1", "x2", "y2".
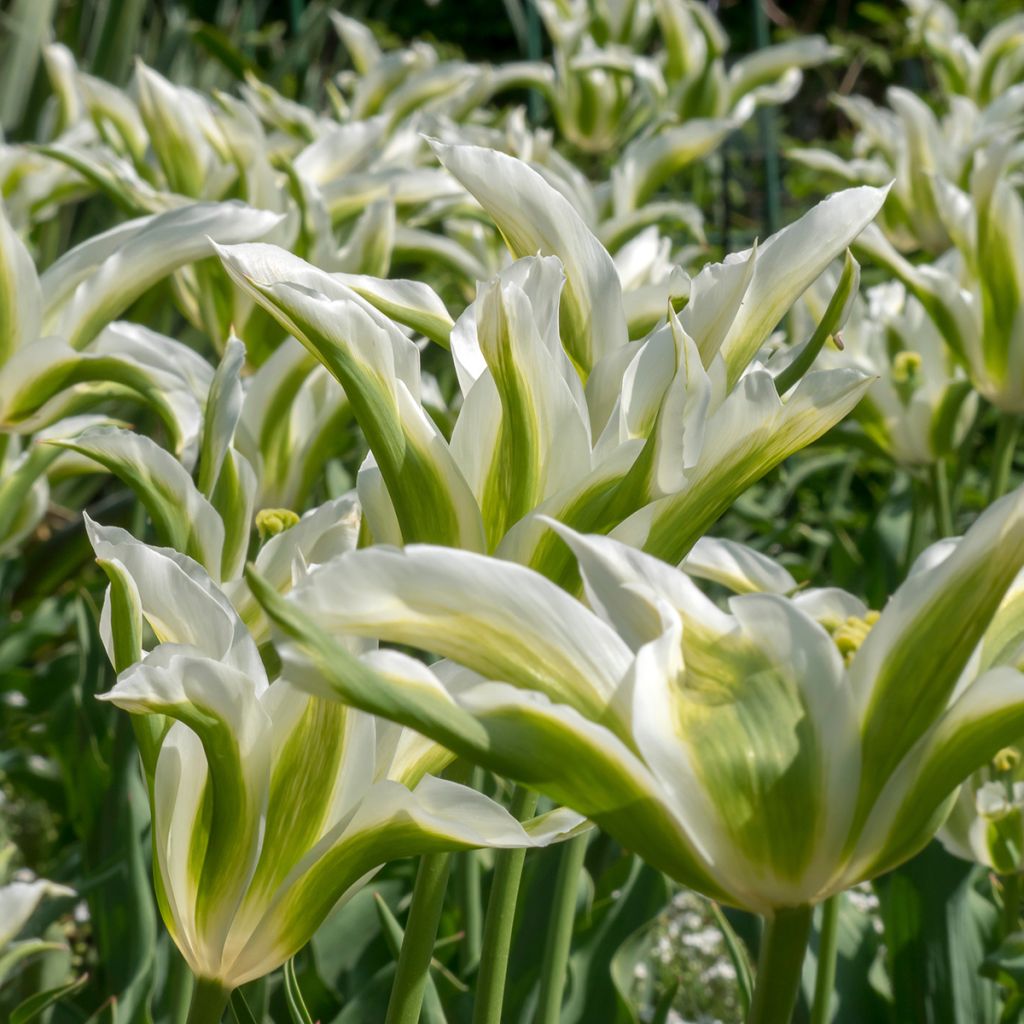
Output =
[
  {"x1": 283, "y1": 958, "x2": 315, "y2": 1024},
  {"x1": 11, "y1": 973, "x2": 89, "y2": 1024},
  {"x1": 876, "y1": 842, "x2": 999, "y2": 1024},
  {"x1": 229, "y1": 988, "x2": 261, "y2": 1024}
]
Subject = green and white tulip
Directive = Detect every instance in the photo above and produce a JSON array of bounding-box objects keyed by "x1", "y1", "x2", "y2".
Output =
[
  {"x1": 255, "y1": 484, "x2": 1024, "y2": 915},
  {"x1": 87, "y1": 516, "x2": 580, "y2": 993},
  {"x1": 217, "y1": 142, "x2": 885, "y2": 580},
  {"x1": 792, "y1": 276, "x2": 976, "y2": 467}
]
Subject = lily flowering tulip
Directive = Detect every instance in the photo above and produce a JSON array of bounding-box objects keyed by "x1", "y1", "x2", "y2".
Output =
[
  {"x1": 216, "y1": 141, "x2": 885, "y2": 581},
  {"x1": 86, "y1": 517, "x2": 579, "y2": 998},
  {"x1": 253, "y1": 484, "x2": 1024, "y2": 917}
]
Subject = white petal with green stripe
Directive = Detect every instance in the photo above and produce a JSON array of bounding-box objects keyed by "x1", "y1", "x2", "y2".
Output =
[
  {"x1": 215, "y1": 241, "x2": 484, "y2": 549},
  {"x1": 430, "y1": 139, "x2": 628, "y2": 375}
]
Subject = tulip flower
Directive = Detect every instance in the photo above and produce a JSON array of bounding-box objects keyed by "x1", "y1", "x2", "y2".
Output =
[
  {"x1": 792, "y1": 277, "x2": 976, "y2": 467},
  {"x1": 855, "y1": 142, "x2": 1024, "y2": 418},
  {"x1": 250, "y1": 486, "x2": 1024, "y2": 1019},
  {"x1": 86, "y1": 516, "x2": 580, "y2": 1015},
  {"x1": 216, "y1": 141, "x2": 885, "y2": 581},
  {"x1": 686, "y1": 532, "x2": 1024, "y2": 881},
  {"x1": 0, "y1": 874, "x2": 74, "y2": 978}
]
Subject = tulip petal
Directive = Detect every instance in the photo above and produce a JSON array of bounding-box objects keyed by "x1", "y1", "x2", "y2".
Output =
[
  {"x1": 41, "y1": 201, "x2": 282, "y2": 349},
  {"x1": 86, "y1": 517, "x2": 264, "y2": 680},
  {"x1": 283, "y1": 543, "x2": 631, "y2": 715},
  {"x1": 681, "y1": 536, "x2": 798, "y2": 595},
  {"x1": 612, "y1": 367, "x2": 872, "y2": 563},
  {"x1": 54, "y1": 428, "x2": 227, "y2": 577},
  {"x1": 430, "y1": 139, "x2": 628, "y2": 374},
  {"x1": 851, "y1": 666, "x2": 1024, "y2": 883},
  {"x1": 851, "y1": 486, "x2": 1024, "y2": 822},
  {"x1": 717, "y1": 185, "x2": 889, "y2": 385},
  {"x1": 215, "y1": 242, "x2": 484, "y2": 549},
  {"x1": 0, "y1": 200, "x2": 42, "y2": 364}
]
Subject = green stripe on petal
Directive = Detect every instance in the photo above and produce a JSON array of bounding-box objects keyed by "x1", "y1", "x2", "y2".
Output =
[
  {"x1": 216, "y1": 242, "x2": 483, "y2": 550},
  {"x1": 281, "y1": 544, "x2": 631, "y2": 715},
  {"x1": 452, "y1": 264, "x2": 592, "y2": 551},
  {"x1": 613, "y1": 367, "x2": 872, "y2": 564},
  {"x1": 54, "y1": 428, "x2": 226, "y2": 577},
  {"x1": 429, "y1": 140, "x2": 628, "y2": 375},
  {"x1": 104, "y1": 651, "x2": 271, "y2": 979},
  {"x1": 224, "y1": 775, "x2": 577, "y2": 986},
  {"x1": 850, "y1": 667, "x2": 1024, "y2": 885},
  {"x1": 41, "y1": 202, "x2": 281, "y2": 349},
  {"x1": 851, "y1": 485, "x2": 1024, "y2": 827},
  {"x1": 0, "y1": 200, "x2": 42, "y2": 365},
  {"x1": 716, "y1": 185, "x2": 888, "y2": 386}
]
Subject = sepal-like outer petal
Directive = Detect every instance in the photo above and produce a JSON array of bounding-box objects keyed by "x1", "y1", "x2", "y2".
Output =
[
  {"x1": 215, "y1": 242, "x2": 484, "y2": 550},
  {"x1": 41, "y1": 201, "x2": 282, "y2": 349},
  {"x1": 429, "y1": 140, "x2": 628, "y2": 375},
  {"x1": 612, "y1": 367, "x2": 873, "y2": 564},
  {"x1": 848, "y1": 485, "x2": 1024, "y2": 831}
]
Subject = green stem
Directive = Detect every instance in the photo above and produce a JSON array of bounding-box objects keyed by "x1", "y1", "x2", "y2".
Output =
[
  {"x1": 473, "y1": 787, "x2": 541, "y2": 1024},
  {"x1": 385, "y1": 852, "x2": 453, "y2": 1024},
  {"x1": 1003, "y1": 873, "x2": 1021, "y2": 939},
  {"x1": 167, "y1": 951, "x2": 195, "y2": 1024},
  {"x1": 459, "y1": 850, "x2": 483, "y2": 975},
  {"x1": 185, "y1": 977, "x2": 230, "y2": 1024},
  {"x1": 459, "y1": 770, "x2": 486, "y2": 976},
  {"x1": 747, "y1": 906, "x2": 814, "y2": 1024},
  {"x1": 991, "y1": 414, "x2": 1022, "y2": 503},
  {"x1": 930, "y1": 459, "x2": 954, "y2": 538},
  {"x1": 904, "y1": 473, "x2": 925, "y2": 574},
  {"x1": 534, "y1": 832, "x2": 589, "y2": 1024},
  {"x1": 810, "y1": 896, "x2": 841, "y2": 1024}
]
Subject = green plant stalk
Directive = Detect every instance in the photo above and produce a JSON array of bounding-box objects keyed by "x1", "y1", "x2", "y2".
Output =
[
  {"x1": 1003, "y1": 873, "x2": 1021, "y2": 939},
  {"x1": 991, "y1": 415, "x2": 1022, "y2": 503},
  {"x1": 746, "y1": 906, "x2": 814, "y2": 1024},
  {"x1": 459, "y1": 849, "x2": 483, "y2": 975},
  {"x1": 385, "y1": 852, "x2": 453, "y2": 1024},
  {"x1": 459, "y1": 768, "x2": 486, "y2": 975},
  {"x1": 930, "y1": 460, "x2": 954, "y2": 538},
  {"x1": 534, "y1": 831, "x2": 589, "y2": 1024},
  {"x1": 185, "y1": 977, "x2": 231, "y2": 1024},
  {"x1": 752, "y1": 0, "x2": 781, "y2": 236},
  {"x1": 167, "y1": 948, "x2": 195, "y2": 1024},
  {"x1": 810, "y1": 895, "x2": 841, "y2": 1024},
  {"x1": 473, "y1": 787, "x2": 541, "y2": 1024}
]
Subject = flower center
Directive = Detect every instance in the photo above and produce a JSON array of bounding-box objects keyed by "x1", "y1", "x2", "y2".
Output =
[{"x1": 830, "y1": 611, "x2": 880, "y2": 664}]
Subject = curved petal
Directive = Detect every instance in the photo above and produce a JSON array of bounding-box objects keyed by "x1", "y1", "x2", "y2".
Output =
[
  {"x1": 224, "y1": 774, "x2": 582, "y2": 986},
  {"x1": 56, "y1": 428, "x2": 226, "y2": 577},
  {"x1": 430, "y1": 140, "x2": 627, "y2": 374},
  {"x1": 286, "y1": 544, "x2": 631, "y2": 714},
  {"x1": 681, "y1": 536, "x2": 797, "y2": 595},
  {"x1": 86, "y1": 517, "x2": 264, "y2": 680},
  {"x1": 850, "y1": 484, "x2": 1024, "y2": 823},
  {"x1": 848, "y1": 666, "x2": 1024, "y2": 884},
  {"x1": 41, "y1": 201, "x2": 282, "y2": 349}
]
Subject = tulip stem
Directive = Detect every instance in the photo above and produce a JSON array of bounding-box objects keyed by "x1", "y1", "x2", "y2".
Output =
[
  {"x1": 385, "y1": 852, "x2": 452, "y2": 1024},
  {"x1": 185, "y1": 977, "x2": 230, "y2": 1024},
  {"x1": 930, "y1": 460, "x2": 954, "y2": 538},
  {"x1": 991, "y1": 415, "x2": 1022, "y2": 503},
  {"x1": 810, "y1": 896, "x2": 841, "y2": 1024},
  {"x1": 535, "y1": 831, "x2": 589, "y2": 1024},
  {"x1": 1003, "y1": 873, "x2": 1021, "y2": 938},
  {"x1": 747, "y1": 906, "x2": 814, "y2": 1024},
  {"x1": 473, "y1": 786, "x2": 541, "y2": 1024}
]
